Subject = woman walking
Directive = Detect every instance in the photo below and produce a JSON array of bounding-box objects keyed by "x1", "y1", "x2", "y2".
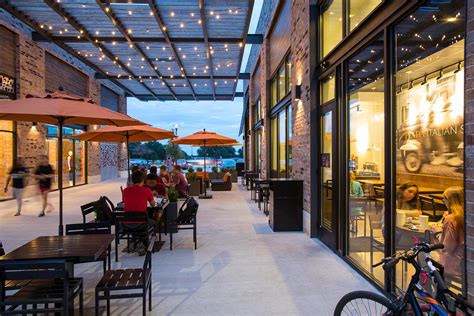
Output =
[
  {"x1": 4, "y1": 157, "x2": 28, "y2": 216},
  {"x1": 35, "y1": 155, "x2": 55, "y2": 217}
]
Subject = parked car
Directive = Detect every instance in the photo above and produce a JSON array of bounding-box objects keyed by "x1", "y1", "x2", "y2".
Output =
[
  {"x1": 176, "y1": 159, "x2": 189, "y2": 170},
  {"x1": 221, "y1": 159, "x2": 236, "y2": 169}
]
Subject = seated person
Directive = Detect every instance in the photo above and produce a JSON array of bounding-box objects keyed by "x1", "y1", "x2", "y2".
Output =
[
  {"x1": 145, "y1": 173, "x2": 167, "y2": 197},
  {"x1": 158, "y1": 165, "x2": 170, "y2": 187},
  {"x1": 349, "y1": 171, "x2": 364, "y2": 197},
  {"x1": 122, "y1": 171, "x2": 156, "y2": 255},
  {"x1": 396, "y1": 182, "x2": 421, "y2": 218},
  {"x1": 126, "y1": 165, "x2": 140, "y2": 187},
  {"x1": 171, "y1": 165, "x2": 188, "y2": 198}
]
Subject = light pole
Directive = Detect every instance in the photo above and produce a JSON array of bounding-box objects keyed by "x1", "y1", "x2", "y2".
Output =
[{"x1": 173, "y1": 124, "x2": 179, "y2": 137}]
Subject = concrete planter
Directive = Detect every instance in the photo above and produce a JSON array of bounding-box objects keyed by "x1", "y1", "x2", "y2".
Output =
[
  {"x1": 230, "y1": 172, "x2": 238, "y2": 183},
  {"x1": 188, "y1": 179, "x2": 201, "y2": 196},
  {"x1": 165, "y1": 202, "x2": 178, "y2": 233}
]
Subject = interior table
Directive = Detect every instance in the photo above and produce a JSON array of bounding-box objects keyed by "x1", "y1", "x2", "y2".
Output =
[{"x1": 0, "y1": 234, "x2": 115, "y2": 277}]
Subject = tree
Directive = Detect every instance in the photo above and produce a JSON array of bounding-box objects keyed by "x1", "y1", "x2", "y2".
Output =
[
  {"x1": 129, "y1": 141, "x2": 166, "y2": 161},
  {"x1": 197, "y1": 146, "x2": 236, "y2": 158},
  {"x1": 165, "y1": 140, "x2": 185, "y2": 161},
  {"x1": 237, "y1": 147, "x2": 243, "y2": 158}
]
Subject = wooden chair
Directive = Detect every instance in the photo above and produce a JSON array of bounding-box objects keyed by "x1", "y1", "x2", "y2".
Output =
[
  {"x1": 81, "y1": 200, "x2": 98, "y2": 223},
  {"x1": 0, "y1": 242, "x2": 31, "y2": 292},
  {"x1": 170, "y1": 197, "x2": 199, "y2": 250},
  {"x1": 65, "y1": 222, "x2": 112, "y2": 273},
  {"x1": 0, "y1": 259, "x2": 83, "y2": 315},
  {"x1": 95, "y1": 235, "x2": 156, "y2": 316},
  {"x1": 420, "y1": 195, "x2": 446, "y2": 221},
  {"x1": 373, "y1": 185, "x2": 385, "y2": 213},
  {"x1": 368, "y1": 215, "x2": 385, "y2": 272},
  {"x1": 114, "y1": 211, "x2": 155, "y2": 262}
]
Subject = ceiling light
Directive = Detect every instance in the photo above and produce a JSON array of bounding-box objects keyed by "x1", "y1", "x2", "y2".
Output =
[
  {"x1": 128, "y1": 10, "x2": 132, "y2": 15},
  {"x1": 180, "y1": 23, "x2": 184, "y2": 28},
  {"x1": 216, "y1": 15, "x2": 220, "y2": 19},
  {"x1": 198, "y1": 19, "x2": 202, "y2": 24},
  {"x1": 210, "y1": 11, "x2": 214, "y2": 15},
  {"x1": 191, "y1": 12, "x2": 195, "y2": 17},
  {"x1": 170, "y1": 12, "x2": 175, "y2": 17}
]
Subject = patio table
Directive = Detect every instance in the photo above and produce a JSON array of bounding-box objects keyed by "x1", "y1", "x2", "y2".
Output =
[{"x1": 0, "y1": 234, "x2": 114, "y2": 277}]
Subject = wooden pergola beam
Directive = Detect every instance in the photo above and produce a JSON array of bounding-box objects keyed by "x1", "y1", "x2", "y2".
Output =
[
  {"x1": 95, "y1": 0, "x2": 178, "y2": 101},
  {"x1": 96, "y1": 74, "x2": 246, "y2": 80},
  {"x1": 198, "y1": 0, "x2": 216, "y2": 101},
  {"x1": 42, "y1": 0, "x2": 160, "y2": 101},
  {"x1": 146, "y1": 0, "x2": 197, "y2": 101}
]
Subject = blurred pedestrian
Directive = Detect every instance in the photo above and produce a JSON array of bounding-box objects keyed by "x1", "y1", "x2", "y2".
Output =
[
  {"x1": 4, "y1": 157, "x2": 28, "y2": 216},
  {"x1": 35, "y1": 155, "x2": 54, "y2": 217}
]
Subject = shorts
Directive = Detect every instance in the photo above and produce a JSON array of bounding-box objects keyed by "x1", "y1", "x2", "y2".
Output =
[{"x1": 39, "y1": 186, "x2": 50, "y2": 193}]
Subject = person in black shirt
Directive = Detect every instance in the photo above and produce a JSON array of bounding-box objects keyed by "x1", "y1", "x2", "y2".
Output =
[
  {"x1": 35, "y1": 155, "x2": 55, "y2": 217},
  {"x1": 4, "y1": 158, "x2": 28, "y2": 216}
]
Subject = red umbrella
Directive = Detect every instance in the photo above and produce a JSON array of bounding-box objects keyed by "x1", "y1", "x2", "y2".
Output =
[{"x1": 0, "y1": 91, "x2": 143, "y2": 235}]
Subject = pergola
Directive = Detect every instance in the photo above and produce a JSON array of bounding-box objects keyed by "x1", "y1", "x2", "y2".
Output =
[{"x1": 1, "y1": 0, "x2": 260, "y2": 101}]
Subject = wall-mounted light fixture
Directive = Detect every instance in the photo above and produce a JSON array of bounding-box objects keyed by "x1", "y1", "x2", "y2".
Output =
[{"x1": 295, "y1": 84, "x2": 302, "y2": 101}]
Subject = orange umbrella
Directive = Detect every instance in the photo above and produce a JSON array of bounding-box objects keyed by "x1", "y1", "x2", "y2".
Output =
[
  {"x1": 0, "y1": 91, "x2": 143, "y2": 235},
  {"x1": 73, "y1": 125, "x2": 175, "y2": 175},
  {"x1": 172, "y1": 130, "x2": 238, "y2": 198}
]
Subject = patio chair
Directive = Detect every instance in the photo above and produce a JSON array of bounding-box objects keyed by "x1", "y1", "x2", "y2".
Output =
[
  {"x1": 420, "y1": 195, "x2": 446, "y2": 221},
  {"x1": 169, "y1": 197, "x2": 199, "y2": 250},
  {"x1": 65, "y1": 222, "x2": 112, "y2": 273},
  {"x1": 210, "y1": 173, "x2": 232, "y2": 191},
  {"x1": 114, "y1": 211, "x2": 154, "y2": 262},
  {"x1": 0, "y1": 242, "x2": 31, "y2": 292},
  {"x1": 81, "y1": 200, "x2": 98, "y2": 223},
  {"x1": 0, "y1": 259, "x2": 83, "y2": 315},
  {"x1": 95, "y1": 235, "x2": 156, "y2": 316}
]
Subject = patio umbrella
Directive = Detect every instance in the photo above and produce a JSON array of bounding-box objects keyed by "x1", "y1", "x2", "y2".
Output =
[
  {"x1": 172, "y1": 129, "x2": 238, "y2": 198},
  {"x1": 0, "y1": 91, "x2": 143, "y2": 235},
  {"x1": 73, "y1": 125, "x2": 175, "y2": 176}
]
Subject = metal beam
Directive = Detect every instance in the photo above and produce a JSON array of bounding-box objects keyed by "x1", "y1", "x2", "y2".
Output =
[
  {"x1": 42, "y1": 0, "x2": 160, "y2": 101},
  {"x1": 96, "y1": 73, "x2": 240, "y2": 80},
  {"x1": 0, "y1": 0, "x2": 144, "y2": 101},
  {"x1": 131, "y1": 93, "x2": 244, "y2": 101},
  {"x1": 232, "y1": 0, "x2": 254, "y2": 100},
  {"x1": 246, "y1": 34, "x2": 263, "y2": 44},
  {"x1": 238, "y1": 73, "x2": 250, "y2": 80},
  {"x1": 95, "y1": 0, "x2": 178, "y2": 101},
  {"x1": 146, "y1": 0, "x2": 197, "y2": 101},
  {"x1": 198, "y1": 0, "x2": 216, "y2": 101},
  {"x1": 32, "y1": 32, "x2": 257, "y2": 44}
]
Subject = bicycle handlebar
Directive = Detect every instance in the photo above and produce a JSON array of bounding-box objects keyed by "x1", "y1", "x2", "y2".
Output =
[{"x1": 372, "y1": 243, "x2": 444, "y2": 270}]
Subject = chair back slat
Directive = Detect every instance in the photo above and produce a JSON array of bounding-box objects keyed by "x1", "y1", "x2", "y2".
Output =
[
  {"x1": 115, "y1": 211, "x2": 149, "y2": 223},
  {"x1": 81, "y1": 201, "x2": 98, "y2": 223},
  {"x1": 65, "y1": 222, "x2": 111, "y2": 235},
  {"x1": 0, "y1": 259, "x2": 67, "y2": 282}
]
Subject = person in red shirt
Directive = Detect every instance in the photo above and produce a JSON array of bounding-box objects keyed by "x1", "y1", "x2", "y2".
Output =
[
  {"x1": 145, "y1": 173, "x2": 167, "y2": 197},
  {"x1": 122, "y1": 171, "x2": 156, "y2": 255},
  {"x1": 157, "y1": 165, "x2": 170, "y2": 188},
  {"x1": 171, "y1": 165, "x2": 188, "y2": 198}
]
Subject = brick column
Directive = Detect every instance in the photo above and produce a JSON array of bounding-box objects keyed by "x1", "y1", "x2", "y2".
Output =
[
  {"x1": 291, "y1": 0, "x2": 312, "y2": 233},
  {"x1": 465, "y1": 0, "x2": 474, "y2": 302},
  {"x1": 260, "y1": 38, "x2": 270, "y2": 178}
]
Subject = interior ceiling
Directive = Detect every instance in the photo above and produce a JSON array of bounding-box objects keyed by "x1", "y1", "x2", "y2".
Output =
[{"x1": 1, "y1": 0, "x2": 254, "y2": 102}]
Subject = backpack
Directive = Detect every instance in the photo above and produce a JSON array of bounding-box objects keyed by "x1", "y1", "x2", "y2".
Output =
[
  {"x1": 176, "y1": 197, "x2": 198, "y2": 223},
  {"x1": 95, "y1": 196, "x2": 115, "y2": 224}
]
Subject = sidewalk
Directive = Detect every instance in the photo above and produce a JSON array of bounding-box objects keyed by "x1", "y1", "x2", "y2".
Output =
[{"x1": 0, "y1": 178, "x2": 377, "y2": 315}]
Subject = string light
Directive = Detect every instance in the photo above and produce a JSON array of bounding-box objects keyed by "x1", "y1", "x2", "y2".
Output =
[
  {"x1": 191, "y1": 12, "x2": 195, "y2": 17},
  {"x1": 180, "y1": 23, "x2": 184, "y2": 28},
  {"x1": 194, "y1": 46, "x2": 197, "y2": 50},
  {"x1": 105, "y1": 6, "x2": 109, "y2": 12},
  {"x1": 162, "y1": 47, "x2": 166, "y2": 51},
  {"x1": 127, "y1": 29, "x2": 132, "y2": 34},
  {"x1": 198, "y1": 19, "x2": 202, "y2": 24},
  {"x1": 95, "y1": 30, "x2": 100, "y2": 35},
  {"x1": 128, "y1": 10, "x2": 132, "y2": 15},
  {"x1": 216, "y1": 15, "x2": 220, "y2": 19},
  {"x1": 170, "y1": 11, "x2": 175, "y2": 17},
  {"x1": 210, "y1": 11, "x2": 214, "y2": 15},
  {"x1": 162, "y1": 26, "x2": 167, "y2": 31},
  {"x1": 149, "y1": 11, "x2": 153, "y2": 16}
]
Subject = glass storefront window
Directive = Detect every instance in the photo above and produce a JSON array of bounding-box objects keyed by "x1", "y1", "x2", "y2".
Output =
[
  {"x1": 321, "y1": 0, "x2": 342, "y2": 57},
  {"x1": 271, "y1": 117, "x2": 278, "y2": 178},
  {"x1": 271, "y1": 54, "x2": 292, "y2": 107},
  {"x1": 321, "y1": 75, "x2": 336, "y2": 104},
  {"x1": 348, "y1": 0, "x2": 382, "y2": 31},
  {"x1": 0, "y1": 120, "x2": 14, "y2": 200},
  {"x1": 270, "y1": 106, "x2": 292, "y2": 178},
  {"x1": 254, "y1": 129, "x2": 261, "y2": 172},
  {"x1": 286, "y1": 56, "x2": 292, "y2": 93},
  {"x1": 394, "y1": 0, "x2": 465, "y2": 293},
  {"x1": 279, "y1": 110, "x2": 286, "y2": 177},
  {"x1": 271, "y1": 78, "x2": 277, "y2": 107},
  {"x1": 287, "y1": 106, "x2": 292, "y2": 175},
  {"x1": 347, "y1": 35, "x2": 385, "y2": 285},
  {"x1": 278, "y1": 65, "x2": 286, "y2": 101}
]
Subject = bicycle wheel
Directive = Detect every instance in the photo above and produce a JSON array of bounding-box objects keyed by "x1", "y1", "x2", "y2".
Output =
[{"x1": 334, "y1": 291, "x2": 394, "y2": 316}]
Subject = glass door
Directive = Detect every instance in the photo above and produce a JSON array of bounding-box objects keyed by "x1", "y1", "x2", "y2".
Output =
[{"x1": 319, "y1": 103, "x2": 337, "y2": 247}]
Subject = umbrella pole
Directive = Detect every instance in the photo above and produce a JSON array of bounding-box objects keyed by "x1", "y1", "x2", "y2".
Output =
[
  {"x1": 58, "y1": 118, "x2": 64, "y2": 236},
  {"x1": 126, "y1": 133, "x2": 130, "y2": 177},
  {"x1": 200, "y1": 140, "x2": 212, "y2": 199}
]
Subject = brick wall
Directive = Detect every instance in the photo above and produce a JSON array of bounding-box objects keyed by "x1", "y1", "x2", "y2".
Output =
[
  {"x1": 465, "y1": 0, "x2": 474, "y2": 302},
  {"x1": 290, "y1": 0, "x2": 311, "y2": 215},
  {"x1": 0, "y1": 8, "x2": 128, "y2": 186}
]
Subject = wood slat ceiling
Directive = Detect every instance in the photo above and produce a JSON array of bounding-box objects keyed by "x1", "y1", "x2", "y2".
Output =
[{"x1": 2, "y1": 0, "x2": 253, "y2": 101}]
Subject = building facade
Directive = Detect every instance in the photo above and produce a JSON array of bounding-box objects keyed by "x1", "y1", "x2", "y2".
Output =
[
  {"x1": 242, "y1": 0, "x2": 474, "y2": 299},
  {"x1": 0, "y1": 8, "x2": 128, "y2": 200}
]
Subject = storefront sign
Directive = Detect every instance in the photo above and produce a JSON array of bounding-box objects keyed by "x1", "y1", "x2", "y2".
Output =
[{"x1": 0, "y1": 73, "x2": 15, "y2": 96}]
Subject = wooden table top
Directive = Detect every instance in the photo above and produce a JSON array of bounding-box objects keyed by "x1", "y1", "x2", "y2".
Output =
[
  {"x1": 358, "y1": 179, "x2": 384, "y2": 185},
  {"x1": 0, "y1": 234, "x2": 115, "y2": 262}
]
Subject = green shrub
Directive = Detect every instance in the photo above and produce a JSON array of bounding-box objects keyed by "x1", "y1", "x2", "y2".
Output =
[
  {"x1": 167, "y1": 186, "x2": 178, "y2": 202},
  {"x1": 221, "y1": 167, "x2": 227, "y2": 173},
  {"x1": 187, "y1": 170, "x2": 197, "y2": 181},
  {"x1": 211, "y1": 166, "x2": 218, "y2": 173},
  {"x1": 196, "y1": 167, "x2": 203, "y2": 172},
  {"x1": 229, "y1": 167, "x2": 236, "y2": 173}
]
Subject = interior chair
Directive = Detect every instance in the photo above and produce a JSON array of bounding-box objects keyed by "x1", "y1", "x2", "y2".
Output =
[
  {"x1": 95, "y1": 235, "x2": 156, "y2": 316},
  {"x1": 368, "y1": 214, "x2": 385, "y2": 273},
  {"x1": 373, "y1": 186, "x2": 385, "y2": 213},
  {"x1": 0, "y1": 259, "x2": 83, "y2": 315},
  {"x1": 65, "y1": 222, "x2": 112, "y2": 273},
  {"x1": 349, "y1": 197, "x2": 368, "y2": 237},
  {"x1": 169, "y1": 197, "x2": 199, "y2": 250}
]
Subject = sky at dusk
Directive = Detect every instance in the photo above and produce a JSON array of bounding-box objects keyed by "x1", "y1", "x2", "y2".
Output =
[{"x1": 126, "y1": 0, "x2": 263, "y2": 155}]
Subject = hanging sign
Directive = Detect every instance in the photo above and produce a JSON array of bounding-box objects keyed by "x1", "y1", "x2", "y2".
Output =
[{"x1": 0, "y1": 73, "x2": 15, "y2": 97}]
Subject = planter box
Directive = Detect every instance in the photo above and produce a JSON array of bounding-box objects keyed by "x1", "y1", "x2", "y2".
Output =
[
  {"x1": 209, "y1": 172, "x2": 218, "y2": 180},
  {"x1": 230, "y1": 172, "x2": 238, "y2": 183},
  {"x1": 188, "y1": 178, "x2": 201, "y2": 196},
  {"x1": 165, "y1": 202, "x2": 178, "y2": 233}
]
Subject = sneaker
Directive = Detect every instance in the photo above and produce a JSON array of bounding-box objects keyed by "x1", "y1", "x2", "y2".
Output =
[
  {"x1": 38, "y1": 212, "x2": 45, "y2": 217},
  {"x1": 14, "y1": 211, "x2": 21, "y2": 216}
]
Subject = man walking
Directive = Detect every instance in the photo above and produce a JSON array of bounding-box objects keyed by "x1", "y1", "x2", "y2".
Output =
[{"x1": 4, "y1": 157, "x2": 28, "y2": 216}]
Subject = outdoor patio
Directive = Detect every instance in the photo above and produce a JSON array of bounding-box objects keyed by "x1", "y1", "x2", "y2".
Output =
[{"x1": 0, "y1": 179, "x2": 376, "y2": 315}]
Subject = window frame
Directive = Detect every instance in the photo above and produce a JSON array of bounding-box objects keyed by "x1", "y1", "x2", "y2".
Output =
[{"x1": 270, "y1": 52, "x2": 292, "y2": 108}]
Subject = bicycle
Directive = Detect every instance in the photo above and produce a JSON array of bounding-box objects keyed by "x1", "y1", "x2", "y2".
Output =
[{"x1": 334, "y1": 242, "x2": 474, "y2": 315}]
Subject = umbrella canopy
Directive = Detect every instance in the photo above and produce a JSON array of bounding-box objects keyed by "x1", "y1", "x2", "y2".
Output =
[
  {"x1": 172, "y1": 130, "x2": 238, "y2": 199},
  {"x1": 0, "y1": 92, "x2": 142, "y2": 126},
  {"x1": 0, "y1": 91, "x2": 143, "y2": 235},
  {"x1": 73, "y1": 125, "x2": 175, "y2": 176},
  {"x1": 73, "y1": 125, "x2": 175, "y2": 142},
  {"x1": 171, "y1": 130, "x2": 238, "y2": 146}
]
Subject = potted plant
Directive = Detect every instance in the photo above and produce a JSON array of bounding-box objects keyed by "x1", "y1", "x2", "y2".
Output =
[
  {"x1": 210, "y1": 165, "x2": 219, "y2": 180},
  {"x1": 228, "y1": 167, "x2": 238, "y2": 183},
  {"x1": 186, "y1": 168, "x2": 201, "y2": 196},
  {"x1": 166, "y1": 186, "x2": 179, "y2": 233}
]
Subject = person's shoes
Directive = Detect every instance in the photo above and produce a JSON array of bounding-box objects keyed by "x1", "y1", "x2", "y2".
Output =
[
  {"x1": 136, "y1": 243, "x2": 146, "y2": 256},
  {"x1": 14, "y1": 211, "x2": 21, "y2": 216},
  {"x1": 38, "y1": 212, "x2": 45, "y2": 217}
]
